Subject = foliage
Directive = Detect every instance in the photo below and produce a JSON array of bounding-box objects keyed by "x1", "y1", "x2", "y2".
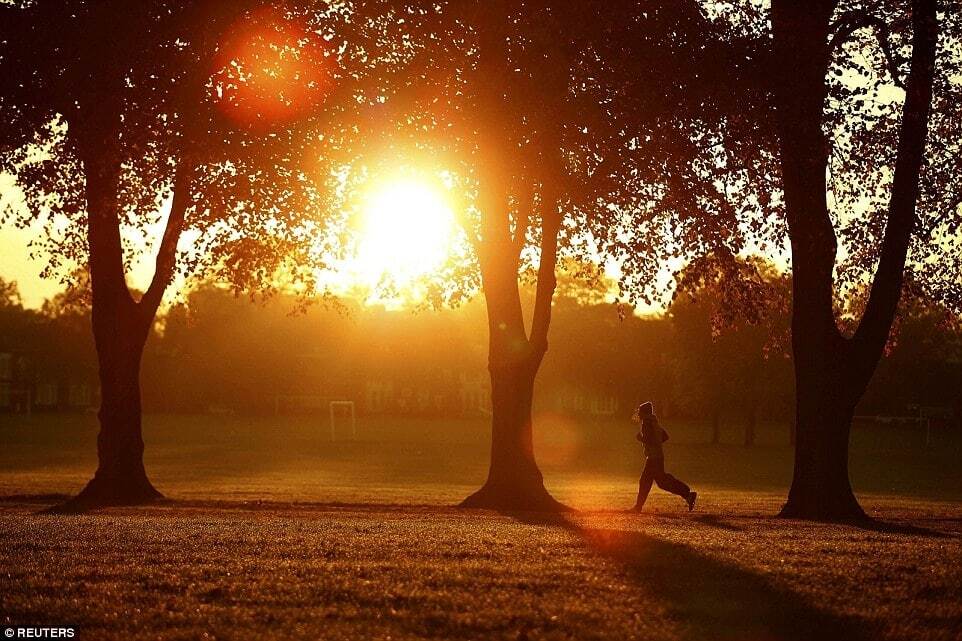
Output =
[
  {"x1": 0, "y1": 277, "x2": 22, "y2": 308},
  {"x1": 719, "y1": 0, "x2": 962, "y2": 317},
  {"x1": 5, "y1": 263, "x2": 954, "y2": 422},
  {"x1": 0, "y1": 1, "x2": 375, "y2": 303},
  {"x1": 825, "y1": 0, "x2": 962, "y2": 314},
  {"x1": 320, "y1": 1, "x2": 780, "y2": 313}
]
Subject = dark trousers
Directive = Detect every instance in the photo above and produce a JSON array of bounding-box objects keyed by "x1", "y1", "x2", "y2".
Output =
[{"x1": 635, "y1": 457, "x2": 691, "y2": 508}]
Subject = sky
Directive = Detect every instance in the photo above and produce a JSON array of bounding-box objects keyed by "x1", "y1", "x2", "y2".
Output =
[{"x1": 0, "y1": 172, "x2": 163, "y2": 308}]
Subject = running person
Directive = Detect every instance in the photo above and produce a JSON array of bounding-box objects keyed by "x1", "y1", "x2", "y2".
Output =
[{"x1": 631, "y1": 401, "x2": 697, "y2": 512}]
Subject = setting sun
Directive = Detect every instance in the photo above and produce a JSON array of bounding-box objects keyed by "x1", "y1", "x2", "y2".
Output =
[{"x1": 353, "y1": 179, "x2": 457, "y2": 287}]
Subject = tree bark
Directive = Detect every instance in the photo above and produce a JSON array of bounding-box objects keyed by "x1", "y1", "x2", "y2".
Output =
[
  {"x1": 458, "y1": 2, "x2": 570, "y2": 512},
  {"x1": 459, "y1": 144, "x2": 566, "y2": 510},
  {"x1": 459, "y1": 233, "x2": 567, "y2": 512},
  {"x1": 780, "y1": 367, "x2": 862, "y2": 519},
  {"x1": 461, "y1": 357, "x2": 566, "y2": 511}
]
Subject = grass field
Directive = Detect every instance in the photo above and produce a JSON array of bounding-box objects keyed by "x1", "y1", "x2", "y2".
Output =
[
  {"x1": 1, "y1": 413, "x2": 961, "y2": 640},
  {"x1": 1, "y1": 412, "x2": 959, "y2": 506}
]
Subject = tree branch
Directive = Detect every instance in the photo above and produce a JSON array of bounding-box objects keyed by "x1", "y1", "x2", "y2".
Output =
[
  {"x1": 830, "y1": 12, "x2": 907, "y2": 89},
  {"x1": 76, "y1": 133, "x2": 134, "y2": 309},
  {"x1": 851, "y1": 0, "x2": 938, "y2": 378},
  {"x1": 140, "y1": 164, "x2": 191, "y2": 316},
  {"x1": 529, "y1": 189, "x2": 561, "y2": 351},
  {"x1": 512, "y1": 182, "x2": 533, "y2": 258}
]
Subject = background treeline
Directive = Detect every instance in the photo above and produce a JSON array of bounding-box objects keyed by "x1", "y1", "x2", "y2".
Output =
[{"x1": 2, "y1": 271, "x2": 959, "y2": 427}]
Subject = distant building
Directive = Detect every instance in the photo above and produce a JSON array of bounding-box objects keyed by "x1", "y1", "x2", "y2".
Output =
[
  {"x1": 272, "y1": 356, "x2": 629, "y2": 420},
  {"x1": 361, "y1": 373, "x2": 470, "y2": 417},
  {"x1": 0, "y1": 350, "x2": 95, "y2": 413},
  {"x1": 458, "y1": 373, "x2": 490, "y2": 416},
  {"x1": 552, "y1": 386, "x2": 619, "y2": 416},
  {"x1": 364, "y1": 379, "x2": 394, "y2": 414}
]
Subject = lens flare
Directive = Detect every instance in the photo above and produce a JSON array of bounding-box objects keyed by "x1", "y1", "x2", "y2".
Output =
[{"x1": 212, "y1": 8, "x2": 330, "y2": 127}]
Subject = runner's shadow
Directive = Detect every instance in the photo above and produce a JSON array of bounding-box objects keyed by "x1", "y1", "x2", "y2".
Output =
[
  {"x1": 654, "y1": 513, "x2": 743, "y2": 532},
  {"x1": 575, "y1": 526, "x2": 872, "y2": 641}
]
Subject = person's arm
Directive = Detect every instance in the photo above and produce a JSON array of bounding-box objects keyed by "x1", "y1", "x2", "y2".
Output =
[{"x1": 640, "y1": 419, "x2": 654, "y2": 444}]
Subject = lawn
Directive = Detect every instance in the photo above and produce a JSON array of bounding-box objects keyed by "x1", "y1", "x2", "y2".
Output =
[
  {"x1": 1, "y1": 413, "x2": 960, "y2": 640},
  {"x1": 1, "y1": 412, "x2": 959, "y2": 506},
  {"x1": 2, "y1": 497, "x2": 960, "y2": 641}
]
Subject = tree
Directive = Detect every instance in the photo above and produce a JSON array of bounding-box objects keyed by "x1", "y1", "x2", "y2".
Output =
[
  {"x1": 669, "y1": 257, "x2": 793, "y2": 445},
  {"x1": 337, "y1": 1, "x2": 772, "y2": 510},
  {"x1": 771, "y1": 0, "x2": 948, "y2": 520},
  {"x1": 862, "y1": 295, "x2": 962, "y2": 419},
  {"x1": 0, "y1": 2, "x2": 347, "y2": 508},
  {"x1": 0, "y1": 278, "x2": 22, "y2": 309},
  {"x1": 652, "y1": 0, "x2": 959, "y2": 519}
]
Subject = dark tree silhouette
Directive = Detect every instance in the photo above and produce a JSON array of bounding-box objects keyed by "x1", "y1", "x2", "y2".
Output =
[
  {"x1": 0, "y1": 2, "x2": 347, "y2": 508},
  {"x1": 771, "y1": 0, "x2": 942, "y2": 520}
]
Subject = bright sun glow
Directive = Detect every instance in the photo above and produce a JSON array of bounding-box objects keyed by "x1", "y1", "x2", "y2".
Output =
[{"x1": 353, "y1": 179, "x2": 457, "y2": 290}]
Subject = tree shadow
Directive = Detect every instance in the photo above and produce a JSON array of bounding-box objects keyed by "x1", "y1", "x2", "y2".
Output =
[
  {"x1": 775, "y1": 510, "x2": 954, "y2": 538},
  {"x1": 575, "y1": 525, "x2": 873, "y2": 641},
  {"x1": 845, "y1": 517, "x2": 952, "y2": 538},
  {"x1": 497, "y1": 510, "x2": 577, "y2": 528}
]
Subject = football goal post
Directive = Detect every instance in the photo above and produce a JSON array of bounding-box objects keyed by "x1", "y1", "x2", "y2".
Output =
[{"x1": 329, "y1": 400, "x2": 356, "y2": 441}]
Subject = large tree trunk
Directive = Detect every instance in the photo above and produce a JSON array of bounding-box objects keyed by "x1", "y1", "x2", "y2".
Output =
[
  {"x1": 780, "y1": 362, "x2": 863, "y2": 519},
  {"x1": 778, "y1": 268, "x2": 869, "y2": 519},
  {"x1": 60, "y1": 136, "x2": 185, "y2": 510},
  {"x1": 772, "y1": 0, "x2": 937, "y2": 521},
  {"x1": 459, "y1": 241, "x2": 567, "y2": 512},
  {"x1": 461, "y1": 357, "x2": 566, "y2": 511},
  {"x1": 459, "y1": 134, "x2": 566, "y2": 511},
  {"x1": 459, "y1": 1, "x2": 569, "y2": 512},
  {"x1": 72, "y1": 299, "x2": 161, "y2": 507}
]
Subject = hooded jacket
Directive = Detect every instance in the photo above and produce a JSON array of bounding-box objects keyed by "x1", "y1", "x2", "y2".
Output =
[{"x1": 637, "y1": 415, "x2": 669, "y2": 459}]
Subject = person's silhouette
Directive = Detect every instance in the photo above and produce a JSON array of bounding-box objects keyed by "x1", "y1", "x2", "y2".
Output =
[{"x1": 631, "y1": 401, "x2": 697, "y2": 512}]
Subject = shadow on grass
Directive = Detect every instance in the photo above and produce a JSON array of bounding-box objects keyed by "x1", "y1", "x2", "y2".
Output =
[
  {"x1": 576, "y1": 525, "x2": 872, "y2": 641},
  {"x1": 846, "y1": 517, "x2": 952, "y2": 538},
  {"x1": 655, "y1": 513, "x2": 744, "y2": 532},
  {"x1": 0, "y1": 493, "x2": 72, "y2": 505},
  {"x1": 0, "y1": 494, "x2": 458, "y2": 516},
  {"x1": 497, "y1": 511, "x2": 872, "y2": 641}
]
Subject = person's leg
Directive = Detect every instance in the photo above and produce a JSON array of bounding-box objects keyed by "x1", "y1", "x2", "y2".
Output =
[
  {"x1": 654, "y1": 467, "x2": 692, "y2": 500},
  {"x1": 633, "y1": 458, "x2": 656, "y2": 510}
]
